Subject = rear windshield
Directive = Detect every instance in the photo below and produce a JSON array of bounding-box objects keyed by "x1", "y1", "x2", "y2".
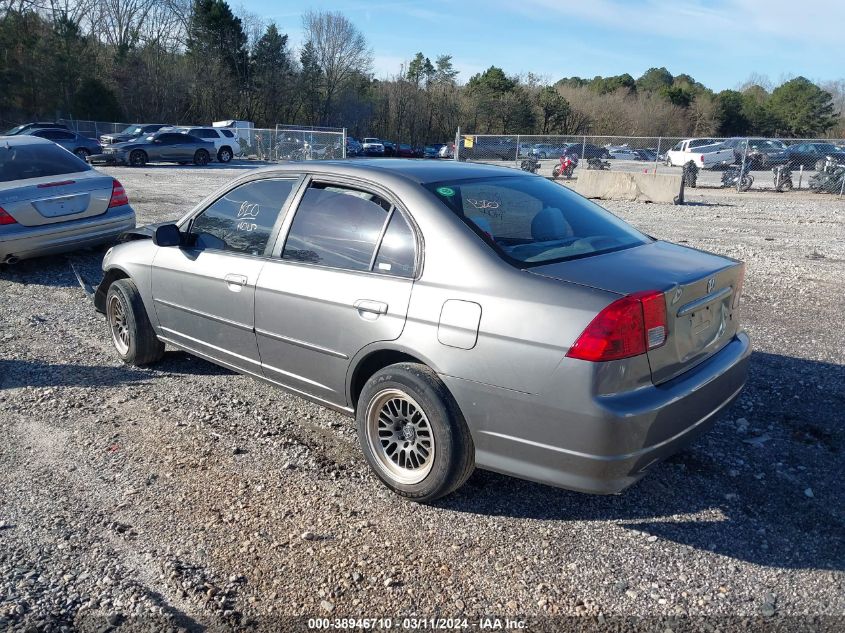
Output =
[
  {"x1": 0, "y1": 143, "x2": 91, "y2": 182},
  {"x1": 425, "y1": 176, "x2": 649, "y2": 266}
]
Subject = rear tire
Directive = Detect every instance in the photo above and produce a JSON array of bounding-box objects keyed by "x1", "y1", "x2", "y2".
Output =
[
  {"x1": 217, "y1": 147, "x2": 233, "y2": 163},
  {"x1": 552, "y1": 165, "x2": 561, "y2": 180},
  {"x1": 106, "y1": 279, "x2": 164, "y2": 366},
  {"x1": 357, "y1": 363, "x2": 474, "y2": 503},
  {"x1": 74, "y1": 148, "x2": 90, "y2": 160},
  {"x1": 193, "y1": 149, "x2": 210, "y2": 166},
  {"x1": 129, "y1": 150, "x2": 147, "y2": 167}
]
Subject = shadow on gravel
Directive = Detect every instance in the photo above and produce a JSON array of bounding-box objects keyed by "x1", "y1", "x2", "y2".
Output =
[
  {"x1": 442, "y1": 351, "x2": 844, "y2": 571},
  {"x1": 0, "y1": 353, "x2": 234, "y2": 389},
  {"x1": 0, "y1": 250, "x2": 105, "y2": 289}
]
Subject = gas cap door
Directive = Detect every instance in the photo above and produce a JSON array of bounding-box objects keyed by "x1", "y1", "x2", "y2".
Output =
[{"x1": 438, "y1": 300, "x2": 482, "y2": 350}]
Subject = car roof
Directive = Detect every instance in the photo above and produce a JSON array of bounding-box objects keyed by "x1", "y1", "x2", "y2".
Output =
[
  {"x1": 243, "y1": 158, "x2": 528, "y2": 185},
  {"x1": 0, "y1": 135, "x2": 55, "y2": 146}
]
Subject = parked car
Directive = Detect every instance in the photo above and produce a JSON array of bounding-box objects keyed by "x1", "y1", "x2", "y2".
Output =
[
  {"x1": 565, "y1": 143, "x2": 611, "y2": 160},
  {"x1": 782, "y1": 142, "x2": 845, "y2": 171},
  {"x1": 25, "y1": 128, "x2": 102, "y2": 160},
  {"x1": 464, "y1": 137, "x2": 520, "y2": 161},
  {"x1": 5, "y1": 122, "x2": 69, "y2": 136},
  {"x1": 89, "y1": 131, "x2": 216, "y2": 167},
  {"x1": 524, "y1": 143, "x2": 571, "y2": 159},
  {"x1": 362, "y1": 138, "x2": 385, "y2": 156},
  {"x1": 633, "y1": 149, "x2": 658, "y2": 161},
  {"x1": 0, "y1": 135, "x2": 134, "y2": 264},
  {"x1": 95, "y1": 160, "x2": 750, "y2": 502},
  {"x1": 99, "y1": 124, "x2": 168, "y2": 146},
  {"x1": 346, "y1": 137, "x2": 364, "y2": 157},
  {"x1": 423, "y1": 144, "x2": 445, "y2": 159},
  {"x1": 174, "y1": 126, "x2": 239, "y2": 163},
  {"x1": 396, "y1": 143, "x2": 421, "y2": 158},
  {"x1": 722, "y1": 139, "x2": 789, "y2": 168},
  {"x1": 608, "y1": 148, "x2": 640, "y2": 161},
  {"x1": 666, "y1": 139, "x2": 733, "y2": 169},
  {"x1": 382, "y1": 141, "x2": 397, "y2": 157}
]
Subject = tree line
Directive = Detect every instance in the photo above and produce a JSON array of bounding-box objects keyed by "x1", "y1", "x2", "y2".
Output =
[{"x1": 1, "y1": 0, "x2": 842, "y2": 142}]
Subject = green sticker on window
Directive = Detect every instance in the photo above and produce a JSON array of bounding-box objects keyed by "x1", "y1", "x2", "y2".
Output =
[{"x1": 436, "y1": 186, "x2": 455, "y2": 197}]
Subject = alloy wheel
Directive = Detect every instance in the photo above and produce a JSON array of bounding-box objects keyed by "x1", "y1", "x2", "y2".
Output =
[
  {"x1": 107, "y1": 295, "x2": 130, "y2": 355},
  {"x1": 365, "y1": 389, "x2": 435, "y2": 485}
]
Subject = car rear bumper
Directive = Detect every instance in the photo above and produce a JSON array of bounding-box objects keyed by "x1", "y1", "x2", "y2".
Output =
[
  {"x1": 443, "y1": 331, "x2": 751, "y2": 494},
  {"x1": 0, "y1": 206, "x2": 135, "y2": 261}
]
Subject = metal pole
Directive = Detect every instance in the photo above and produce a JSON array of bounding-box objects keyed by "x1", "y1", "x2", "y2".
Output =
[
  {"x1": 515, "y1": 134, "x2": 520, "y2": 168},
  {"x1": 582, "y1": 135, "x2": 587, "y2": 161},
  {"x1": 454, "y1": 127, "x2": 461, "y2": 162},
  {"x1": 342, "y1": 128, "x2": 347, "y2": 159},
  {"x1": 654, "y1": 137, "x2": 662, "y2": 174},
  {"x1": 798, "y1": 165, "x2": 804, "y2": 190},
  {"x1": 840, "y1": 172, "x2": 845, "y2": 199},
  {"x1": 737, "y1": 138, "x2": 749, "y2": 193}
]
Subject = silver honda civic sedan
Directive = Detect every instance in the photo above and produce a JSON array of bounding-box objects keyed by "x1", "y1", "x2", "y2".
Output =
[
  {"x1": 95, "y1": 160, "x2": 750, "y2": 502},
  {"x1": 1, "y1": 135, "x2": 135, "y2": 264}
]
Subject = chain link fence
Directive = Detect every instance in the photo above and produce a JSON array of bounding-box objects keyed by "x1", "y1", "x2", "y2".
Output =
[
  {"x1": 50, "y1": 119, "x2": 346, "y2": 163},
  {"x1": 452, "y1": 131, "x2": 845, "y2": 196}
]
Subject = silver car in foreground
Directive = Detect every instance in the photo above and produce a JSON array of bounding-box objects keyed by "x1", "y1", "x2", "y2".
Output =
[
  {"x1": 1, "y1": 136, "x2": 135, "y2": 264},
  {"x1": 95, "y1": 160, "x2": 750, "y2": 502}
]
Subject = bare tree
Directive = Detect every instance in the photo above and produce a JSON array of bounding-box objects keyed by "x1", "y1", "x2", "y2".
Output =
[{"x1": 301, "y1": 10, "x2": 372, "y2": 124}]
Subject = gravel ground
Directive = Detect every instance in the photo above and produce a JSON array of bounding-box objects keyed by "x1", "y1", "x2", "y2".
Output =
[{"x1": 1, "y1": 162, "x2": 843, "y2": 632}]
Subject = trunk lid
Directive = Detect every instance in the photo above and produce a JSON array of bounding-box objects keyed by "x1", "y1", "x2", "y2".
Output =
[
  {"x1": 530, "y1": 241, "x2": 743, "y2": 384},
  {"x1": 0, "y1": 171, "x2": 114, "y2": 226}
]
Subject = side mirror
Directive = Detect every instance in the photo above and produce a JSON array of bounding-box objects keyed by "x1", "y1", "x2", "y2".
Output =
[{"x1": 153, "y1": 223, "x2": 182, "y2": 247}]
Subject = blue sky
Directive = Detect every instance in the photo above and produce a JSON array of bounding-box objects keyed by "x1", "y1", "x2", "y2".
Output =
[{"x1": 247, "y1": 0, "x2": 842, "y2": 90}]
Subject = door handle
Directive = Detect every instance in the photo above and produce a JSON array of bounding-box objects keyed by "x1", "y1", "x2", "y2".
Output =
[
  {"x1": 224, "y1": 273, "x2": 248, "y2": 292},
  {"x1": 354, "y1": 299, "x2": 388, "y2": 319}
]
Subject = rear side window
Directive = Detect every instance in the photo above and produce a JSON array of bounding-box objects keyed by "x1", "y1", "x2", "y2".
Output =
[
  {"x1": 188, "y1": 179, "x2": 296, "y2": 255},
  {"x1": 425, "y1": 176, "x2": 648, "y2": 266},
  {"x1": 282, "y1": 184, "x2": 392, "y2": 271},
  {"x1": 373, "y1": 212, "x2": 416, "y2": 277},
  {"x1": 221, "y1": 129, "x2": 235, "y2": 138},
  {"x1": 0, "y1": 143, "x2": 91, "y2": 182}
]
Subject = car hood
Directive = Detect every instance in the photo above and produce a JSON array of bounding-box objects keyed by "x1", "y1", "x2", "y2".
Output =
[{"x1": 109, "y1": 140, "x2": 146, "y2": 150}]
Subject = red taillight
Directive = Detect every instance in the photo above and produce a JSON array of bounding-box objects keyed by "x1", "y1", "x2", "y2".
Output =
[
  {"x1": 0, "y1": 207, "x2": 17, "y2": 225},
  {"x1": 108, "y1": 179, "x2": 128, "y2": 208},
  {"x1": 566, "y1": 290, "x2": 668, "y2": 362},
  {"x1": 700, "y1": 155, "x2": 705, "y2": 164},
  {"x1": 37, "y1": 180, "x2": 75, "y2": 188}
]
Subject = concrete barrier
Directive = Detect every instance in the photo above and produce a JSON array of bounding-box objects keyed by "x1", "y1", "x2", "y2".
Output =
[{"x1": 574, "y1": 170, "x2": 684, "y2": 204}]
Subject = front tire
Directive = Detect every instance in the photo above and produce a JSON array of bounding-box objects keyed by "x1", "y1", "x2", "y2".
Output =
[
  {"x1": 129, "y1": 150, "x2": 147, "y2": 167},
  {"x1": 106, "y1": 279, "x2": 164, "y2": 366},
  {"x1": 357, "y1": 363, "x2": 474, "y2": 503},
  {"x1": 193, "y1": 149, "x2": 210, "y2": 166}
]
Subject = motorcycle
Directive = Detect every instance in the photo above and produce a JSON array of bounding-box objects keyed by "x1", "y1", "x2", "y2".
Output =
[
  {"x1": 772, "y1": 165, "x2": 793, "y2": 192},
  {"x1": 721, "y1": 162, "x2": 753, "y2": 191},
  {"x1": 552, "y1": 154, "x2": 578, "y2": 180},
  {"x1": 519, "y1": 155, "x2": 541, "y2": 174},
  {"x1": 809, "y1": 163, "x2": 845, "y2": 193},
  {"x1": 585, "y1": 157, "x2": 610, "y2": 170}
]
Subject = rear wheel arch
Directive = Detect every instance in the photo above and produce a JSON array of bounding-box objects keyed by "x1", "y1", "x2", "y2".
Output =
[{"x1": 348, "y1": 348, "x2": 435, "y2": 411}]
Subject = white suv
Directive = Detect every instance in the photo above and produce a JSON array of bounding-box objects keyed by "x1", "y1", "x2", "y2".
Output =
[{"x1": 175, "y1": 127, "x2": 239, "y2": 163}]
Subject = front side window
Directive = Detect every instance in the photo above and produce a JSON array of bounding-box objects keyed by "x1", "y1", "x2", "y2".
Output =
[
  {"x1": 282, "y1": 184, "x2": 393, "y2": 271},
  {"x1": 425, "y1": 176, "x2": 649, "y2": 266},
  {"x1": 188, "y1": 179, "x2": 296, "y2": 255}
]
